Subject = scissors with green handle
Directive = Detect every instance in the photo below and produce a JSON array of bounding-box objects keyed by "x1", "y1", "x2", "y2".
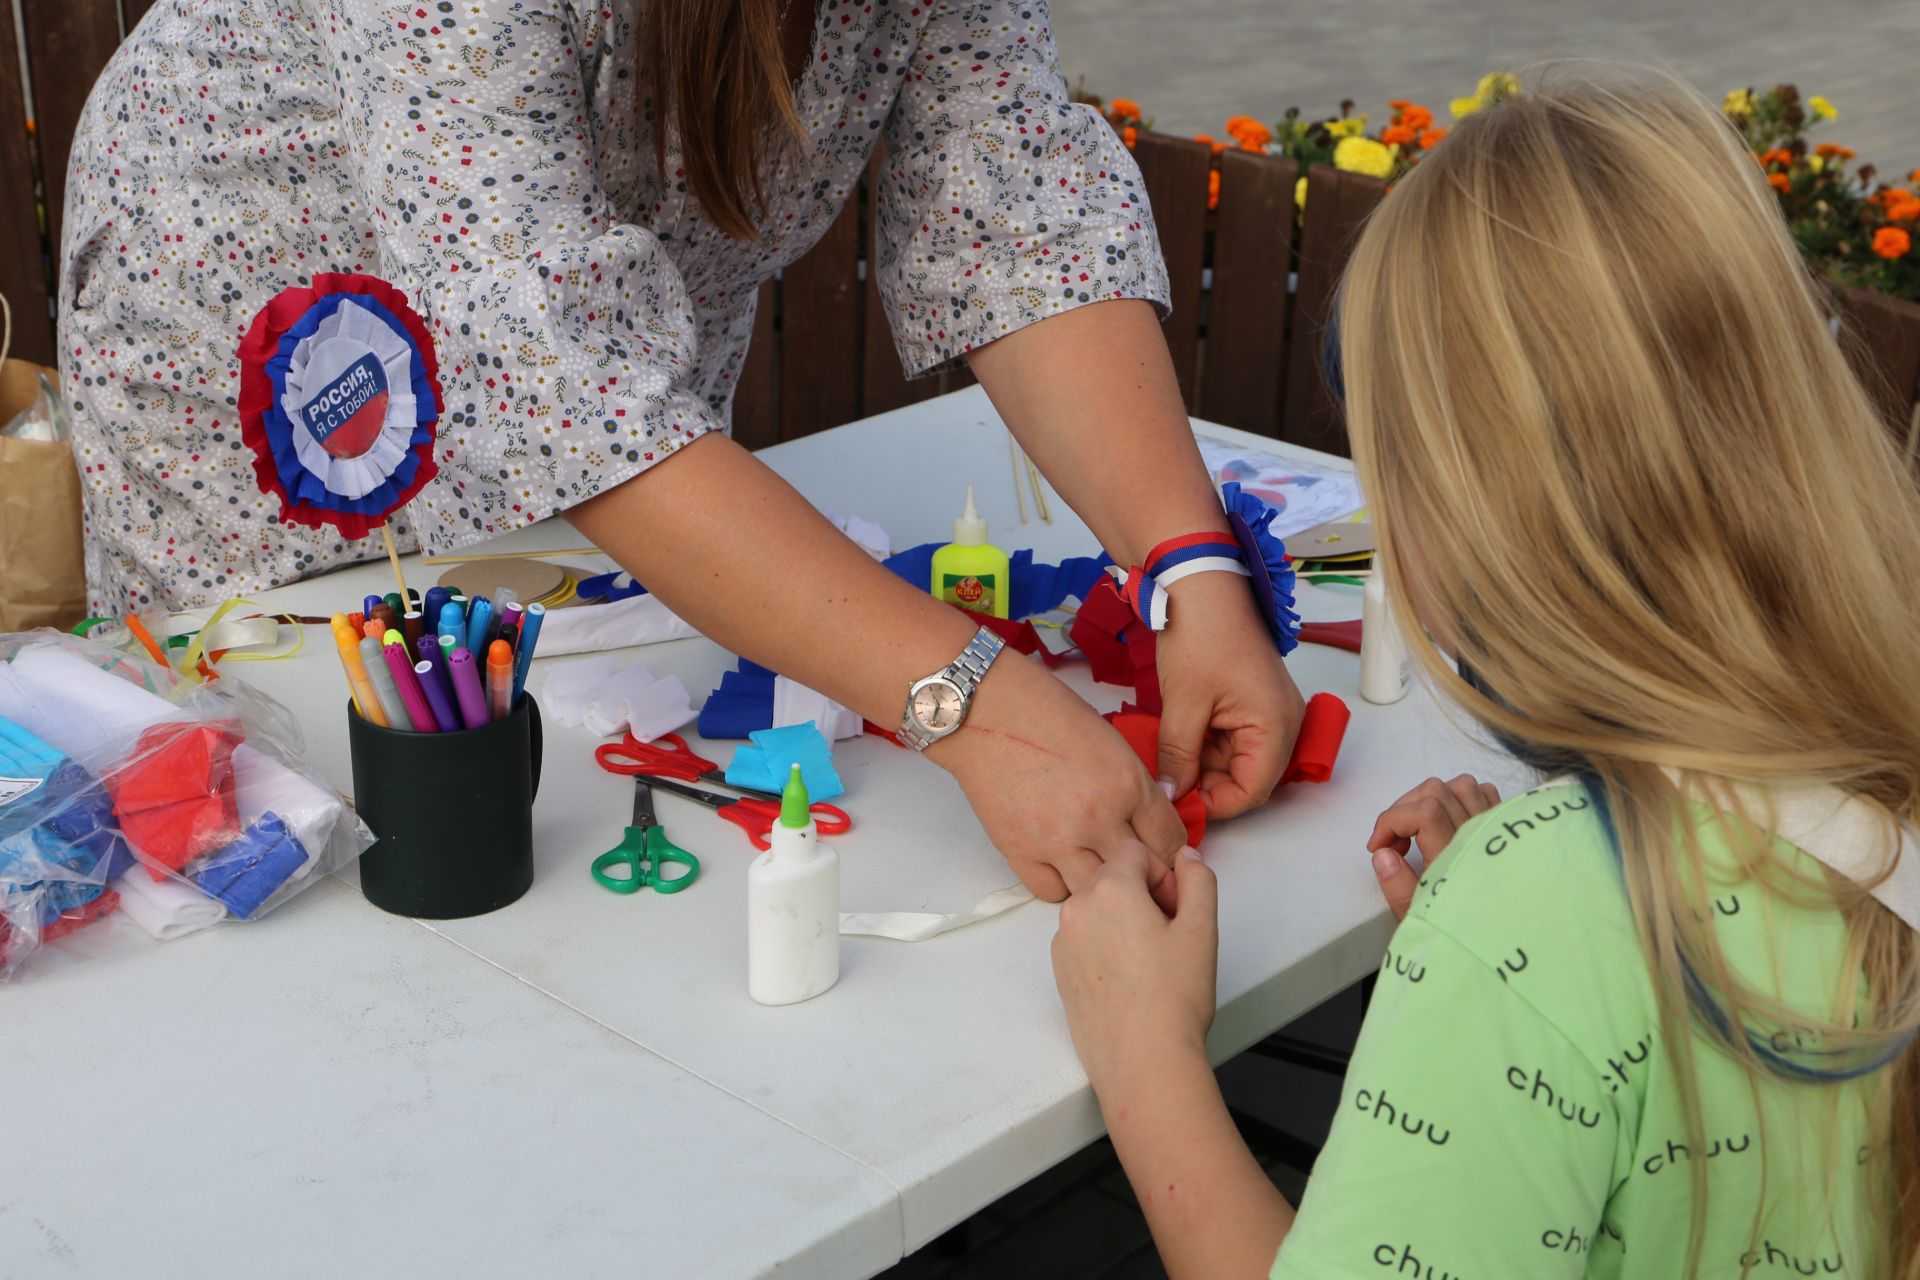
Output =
[{"x1": 591, "y1": 778, "x2": 700, "y2": 894}]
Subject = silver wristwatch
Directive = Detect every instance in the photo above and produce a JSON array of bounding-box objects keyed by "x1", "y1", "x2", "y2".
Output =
[{"x1": 900, "y1": 626, "x2": 1007, "y2": 751}]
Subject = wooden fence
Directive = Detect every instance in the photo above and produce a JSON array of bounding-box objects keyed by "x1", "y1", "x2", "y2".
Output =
[{"x1": 7, "y1": 3, "x2": 1920, "y2": 457}]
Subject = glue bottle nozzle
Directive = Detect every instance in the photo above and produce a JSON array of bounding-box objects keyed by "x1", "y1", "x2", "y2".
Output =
[
  {"x1": 780, "y1": 763, "x2": 811, "y2": 829},
  {"x1": 953, "y1": 483, "x2": 988, "y2": 545}
]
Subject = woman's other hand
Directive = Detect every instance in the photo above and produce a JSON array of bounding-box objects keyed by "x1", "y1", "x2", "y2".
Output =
[
  {"x1": 930, "y1": 655, "x2": 1190, "y2": 911},
  {"x1": 1153, "y1": 573, "x2": 1305, "y2": 819},
  {"x1": 1366, "y1": 774, "x2": 1501, "y2": 920}
]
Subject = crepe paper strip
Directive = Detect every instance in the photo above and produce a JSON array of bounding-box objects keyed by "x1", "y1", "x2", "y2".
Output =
[
  {"x1": 1221, "y1": 482, "x2": 1302, "y2": 656},
  {"x1": 1103, "y1": 712, "x2": 1207, "y2": 848},
  {"x1": 726, "y1": 723, "x2": 845, "y2": 802},
  {"x1": 1299, "y1": 619, "x2": 1363, "y2": 653},
  {"x1": 105, "y1": 721, "x2": 246, "y2": 880},
  {"x1": 957, "y1": 608, "x2": 1074, "y2": 670},
  {"x1": 189, "y1": 812, "x2": 309, "y2": 919},
  {"x1": 1067, "y1": 579, "x2": 1146, "y2": 688},
  {"x1": 236, "y1": 273, "x2": 442, "y2": 539},
  {"x1": 840, "y1": 884, "x2": 1036, "y2": 941},
  {"x1": 697, "y1": 660, "x2": 779, "y2": 740},
  {"x1": 1282, "y1": 693, "x2": 1351, "y2": 785}
]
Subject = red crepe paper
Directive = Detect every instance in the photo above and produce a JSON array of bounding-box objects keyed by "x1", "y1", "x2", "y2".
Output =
[
  {"x1": 1282, "y1": 693, "x2": 1351, "y2": 784},
  {"x1": 1298, "y1": 619, "x2": 1362, "y2": 653},
  {"x1": 106, "y1": 721, "x2": 245, "y2": 879},
  {"x1": 0, "y1": 890, "x2": 122, "y2": 964},
  {"x1": 1103, "y1": 712, "x2": 1208, "y2": 848},
  {"x1": 1066, "y1": 580, "x2": 1142, "y2": 687}
]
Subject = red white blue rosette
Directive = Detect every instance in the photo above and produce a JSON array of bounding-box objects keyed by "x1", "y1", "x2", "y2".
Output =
[
  {"x1": 1118, "y1": 481, "x2": 1301, "y2": 655},
  {"x1": 237, "y1": 274, "x2": 442, "y2": 540}
]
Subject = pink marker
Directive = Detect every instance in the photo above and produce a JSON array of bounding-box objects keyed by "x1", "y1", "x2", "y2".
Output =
[
  {"x1": 448, "y1": 647, "x2": 491, "y2": 730},
  {"x1": 383, "y1": 641, "x2": 438, "y2": 732}
]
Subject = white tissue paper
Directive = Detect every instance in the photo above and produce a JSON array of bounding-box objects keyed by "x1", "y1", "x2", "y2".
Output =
[
  {"x1": 771, "y1": 676, "x2": 863, "y2": 742},
  {"x1": 541, "y1": 657, "x2": 695, "y2": 742},
  {"x1": 839, "y1": 885, "x2": 1035, "y2": 941},
  {"x1": 536, "y1": 594, "x2": 701, "y2": 658},
  {"x1": 112, "y1": 870, "x2": 230, "y2": 941}
]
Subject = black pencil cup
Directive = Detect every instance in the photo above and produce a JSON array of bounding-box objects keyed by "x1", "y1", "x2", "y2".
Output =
[{"x1": 347, "y1": 695, "x2": 542, "y2": 919}]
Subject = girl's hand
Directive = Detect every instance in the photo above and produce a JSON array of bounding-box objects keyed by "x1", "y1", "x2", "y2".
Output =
[
  {"x1": 1153, "y1": 573, "x2": 1305, "y2": 818},
  {"x1": 1052, "y1": 843, "x2": 1219, "y2": 1093},
  {"x1": 1366, "y1": 774, "x2": 1502, "y2": 920},
  {"x1": 931, "y1": 655, "x2": 1190, "y2": 909}
]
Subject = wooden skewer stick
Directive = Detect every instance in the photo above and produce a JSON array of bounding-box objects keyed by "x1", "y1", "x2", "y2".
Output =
[
  {"x1": 417, "y1": 545, "x2": 605, "y2": 565},
  {"x1": 1025, "y1": 455, "x2": 1053, "y2": 524},
  {"x1": 380, "y1": 522, "x2": 409, "y2": 600},
  {"x1": 1009, "y1": 434, "x2": 1030, "y2": 524}
]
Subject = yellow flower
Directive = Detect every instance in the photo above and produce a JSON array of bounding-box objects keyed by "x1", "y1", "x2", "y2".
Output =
[
  {"x1": 1326, "y1": 115, "x2": 1369, "y2": 139},
  {"x1": 1452, "y1": 72, "x2": 1520, "y2": 119},
  {"x1": 1334, "y1": 136, "x2": 1395, "y2": 179},
  {"x1": 1723, "y1": 88, "x2": 1757, "y2": 119},
  {"x1": 1808, "y1": 154, "x2": 1825, "y2": 173},
  {"x1": 1295, "y1": 175, "x2": 1308, "y2": 210},
  {"x1": 1808, "y1": 95, "x2": 1837, "y2": 121}
]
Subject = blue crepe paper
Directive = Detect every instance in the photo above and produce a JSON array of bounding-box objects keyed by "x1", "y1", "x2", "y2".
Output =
[
  {"x1": 190, "y1": 812, "x2": 308, "y2": 919},
  {"x1": 726, "y1": 724, "x2": 844, "y2": 802}
]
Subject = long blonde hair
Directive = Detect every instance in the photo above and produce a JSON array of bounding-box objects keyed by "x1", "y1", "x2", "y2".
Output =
[{"x1": 1337, "y1": 66, "x2": 1920, "y2": 1274}]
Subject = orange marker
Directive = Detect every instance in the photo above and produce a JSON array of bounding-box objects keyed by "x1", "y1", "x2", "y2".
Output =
[{"x1": 487, "y1": 639, "x2": 514, "y2": 720}]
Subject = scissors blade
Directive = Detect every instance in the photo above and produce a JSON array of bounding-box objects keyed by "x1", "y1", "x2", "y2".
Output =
[
  {"x1": 644, "y1": 775, "x2": 739, "y2": 811},
  {"x1": 703, "y1": 772, "x2": 781, "y2": 802},
  {"x1": 631, "y1": 779, "x2": 661, "y2": 829}
]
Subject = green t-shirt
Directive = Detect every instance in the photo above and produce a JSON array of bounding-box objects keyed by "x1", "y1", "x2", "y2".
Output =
[{"x1": 1272, "y1": 780, "x2": 1888, "y2": 1279}]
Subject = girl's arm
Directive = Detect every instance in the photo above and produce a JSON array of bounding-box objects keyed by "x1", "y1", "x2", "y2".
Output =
[{"x1": 1051, "y1": 847, "x2": 1293, "y2": 1278}]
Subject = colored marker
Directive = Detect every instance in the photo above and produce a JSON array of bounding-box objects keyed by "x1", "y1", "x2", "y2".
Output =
[
  {"x1": 465, "y1": 597, "x2": 494, "y2": 655},
  {"x1": 438, "y1": 601, "x2": 466, "y2": 651},
  {"x1": 449, "y1": 647, "x2": 491, "y2": 730},
  {"x1": 417, "y1": 659, "x2": 458, "y2": 735},
  {"x1": 487, "y1": 640, "x2": 514, "y2": 720},
  {"x1": 510, "y1": 602, "x2": 544, "y2": 706},
  {"x1": 402, "y1": 610, "x2": 425, "y2": 662},
  {"x1": 491, "y1": 590, "x2": 519, "y2": 648},
  {"x1": 363, "y1": 618, "x2": 386, "y2": 642},
  {"x1": 347, "y1": 610, "x2": 366, "y2": 633},
  {"x1": 383, "y1": 627, "x2": 406, "y2": 649},
  {"x1": 499, "y1": 601, "x2": 524, "y2": 643},
  {"x1": 370, "y1": 603, "x2": 399, "y2": 639},
  {"x1": 444, "y1": 585, "x2": 464, "y2": 602},
  {"x1": 383, "y1": 592, "x2": 405, "y2": 620},
  {"x1": 360, "y1": 636, "x2": 409, "y2": 729},
  {"x1": 384, "y1": 641, "x2": 437, "y2": 732},
  {"x1": 495, "y1": 616, "x2": 520, "y2": 657},
  {"x1": 331, "y1": 613, "x2": 385, "y2": 726},
  {"x1": 362, "y1": 594, "x2": 384, "y2": 620},
  {"x1": 423, "y1": 587, "x2": 451, "y2": 632}
]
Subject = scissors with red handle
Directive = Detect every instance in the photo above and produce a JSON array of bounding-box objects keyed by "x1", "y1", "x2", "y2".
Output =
[
  {"x1": 593, "y1": 731, "x2": 780, "y2": 801},
  {"x1": 643, "y1": 775, "x2": 852, "y2": 851}
]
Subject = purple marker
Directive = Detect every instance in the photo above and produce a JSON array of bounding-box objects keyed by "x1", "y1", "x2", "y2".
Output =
[
  {"x1": 416, "y1": 660, "x2": 458, "y2": 736},
  {"x1": 449, "y1": 647, "x2": 491, "y2": 730}
]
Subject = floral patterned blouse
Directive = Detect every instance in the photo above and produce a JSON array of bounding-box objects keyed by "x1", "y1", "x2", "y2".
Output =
[{"x1": 60, "y1": 0, "x2": 1168, "y2": 611}]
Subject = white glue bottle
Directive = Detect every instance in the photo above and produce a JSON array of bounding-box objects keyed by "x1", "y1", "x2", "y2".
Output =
[
  {"x1": 1360, "y1": 573, "x2": 1410, "y2": 705},
  {"x1": 747, "y1": 763, "x2": 841, "y2": 1006}
]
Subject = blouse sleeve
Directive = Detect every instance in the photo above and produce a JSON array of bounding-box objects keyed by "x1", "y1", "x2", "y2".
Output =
[
  {"x1": 1270, "y1": 918, "x2": 1620, "y2": 1279},
  {"x1": 315, "y1": 0, "x2": 721, "y2": 547},
  {"x1": 874, "y1": 0, "x2": 1171, "y2": 377}
]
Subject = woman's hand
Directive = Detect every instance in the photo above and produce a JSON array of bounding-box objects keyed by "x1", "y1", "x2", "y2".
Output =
[
  {"x1": 1052, "y1": 843, "x2": 1218, "y2": 1094},
  {"x1": 1366, "y1": 774, "x2": 1502, "y2": 920},
  {"x1": 1153, "y1": 573, "x2": 1305, "y2": 819},
  {"x1": 931, "y1": 656, "x2": 1190, "y2": 909}
]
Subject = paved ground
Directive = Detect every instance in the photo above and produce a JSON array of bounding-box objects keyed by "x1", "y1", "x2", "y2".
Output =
[{"x1": 1053, "y1": 0, "x2": 1920, "y2": 178}]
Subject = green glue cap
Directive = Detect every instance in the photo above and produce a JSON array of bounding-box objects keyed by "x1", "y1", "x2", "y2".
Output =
[{"x1": 780, "y1": 763, "x2": 811, "y2": 829}]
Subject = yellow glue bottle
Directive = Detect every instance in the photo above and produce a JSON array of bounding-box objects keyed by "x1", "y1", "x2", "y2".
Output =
[{"x1": 930, "y1": 484, "x2": 1011, "y2": 618}]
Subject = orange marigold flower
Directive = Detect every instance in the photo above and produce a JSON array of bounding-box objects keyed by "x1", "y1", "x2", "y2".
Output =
[
  {"x1": 1760, "y1": 148, "x2": 1793, "y2": 169},
  {"x1": 1912, "y1": 168, "x2": 1920, "y2": 185},
  {"x1": 1381, "y1": 124, "x2": 1417, "y2": 147},
  {"x1": 1768, "y1": 172, "x2": 1791, "y2": 193},
  {"x1": 1388, "y1": 98, "x2": 1412, "y2": 111},
  {"x1": 1110, "y1": 98, "x2": 1142, "y2": 120},
  {"x1": 1886, "y1": 193, "x2": 1920, "y2": 223},
  {"x1": 1194, "y1": 133, "x2": 1227, "y2": 155},
  {"x1": 1814, "y1": 142, "x2": 1856, "y2": 160},
  {"x1": 1235, "y1": 121, "x2": 1273, "y2": 150},
  {"x1": 1873, "y1": 226, "x2": 1911, "y2": 259},
  {"x1": 1122, "y1": 125, "x2": 1138, "y2": 148},
  {"x1": 1419, "y1": 126, "x2": 1449, "y2": 148},
  {"x1": 1225, "y1": 115, "x2": 1262, "y2": 138},
  {"x1": 1208, "y1": 170, "x2": 1221, "y2": 211},
  {"x1": 1400, "y1": 105, "x2": 1434, "y2": 132}
]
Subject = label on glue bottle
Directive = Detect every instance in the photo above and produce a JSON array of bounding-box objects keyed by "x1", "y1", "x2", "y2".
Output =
[{"x1": 1360, "y1": 574, "x2": 1410, "y2": 705}]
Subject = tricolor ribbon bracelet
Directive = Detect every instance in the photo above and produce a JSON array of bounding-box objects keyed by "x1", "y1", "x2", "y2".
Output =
[{"x1": 1115, "y1": 481, "x2": 1303, "y2": 656}]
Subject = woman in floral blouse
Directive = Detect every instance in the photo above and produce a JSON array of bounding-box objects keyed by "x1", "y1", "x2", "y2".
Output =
[{"x1": 60, "y1": 0, "x2": 1303, "y2": 895}]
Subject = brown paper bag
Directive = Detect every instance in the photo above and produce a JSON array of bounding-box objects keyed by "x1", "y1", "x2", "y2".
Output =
[{"x1": 0, "y1": 356, "x2": 88, "y2": 631}]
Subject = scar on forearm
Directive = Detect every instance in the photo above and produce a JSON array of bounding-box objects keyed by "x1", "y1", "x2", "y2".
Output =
[{"x1": 967, "y1": 725, "x2": 1064, "y2": 760}]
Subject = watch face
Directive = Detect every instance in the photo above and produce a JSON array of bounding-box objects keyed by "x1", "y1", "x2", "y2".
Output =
[{"x1": 910, "y1": 680, "x2": 965, "y2": 734}]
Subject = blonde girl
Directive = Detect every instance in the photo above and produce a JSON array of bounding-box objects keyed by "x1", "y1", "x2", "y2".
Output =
[{"x1": 1050, "y1": 66, "x2": 1920, "y2": 1278}]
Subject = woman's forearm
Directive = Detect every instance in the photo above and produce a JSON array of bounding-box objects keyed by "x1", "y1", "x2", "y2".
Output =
[
  {"x1": 565, "y1": 433, "x2": 977, "y2": 727},
  {"x1": 1099, "y1": 1047, "x2": 1296, "y2": 1279},
  {"x1": 965, "y1": 299, "x2": 1228, "y2": 567}
]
